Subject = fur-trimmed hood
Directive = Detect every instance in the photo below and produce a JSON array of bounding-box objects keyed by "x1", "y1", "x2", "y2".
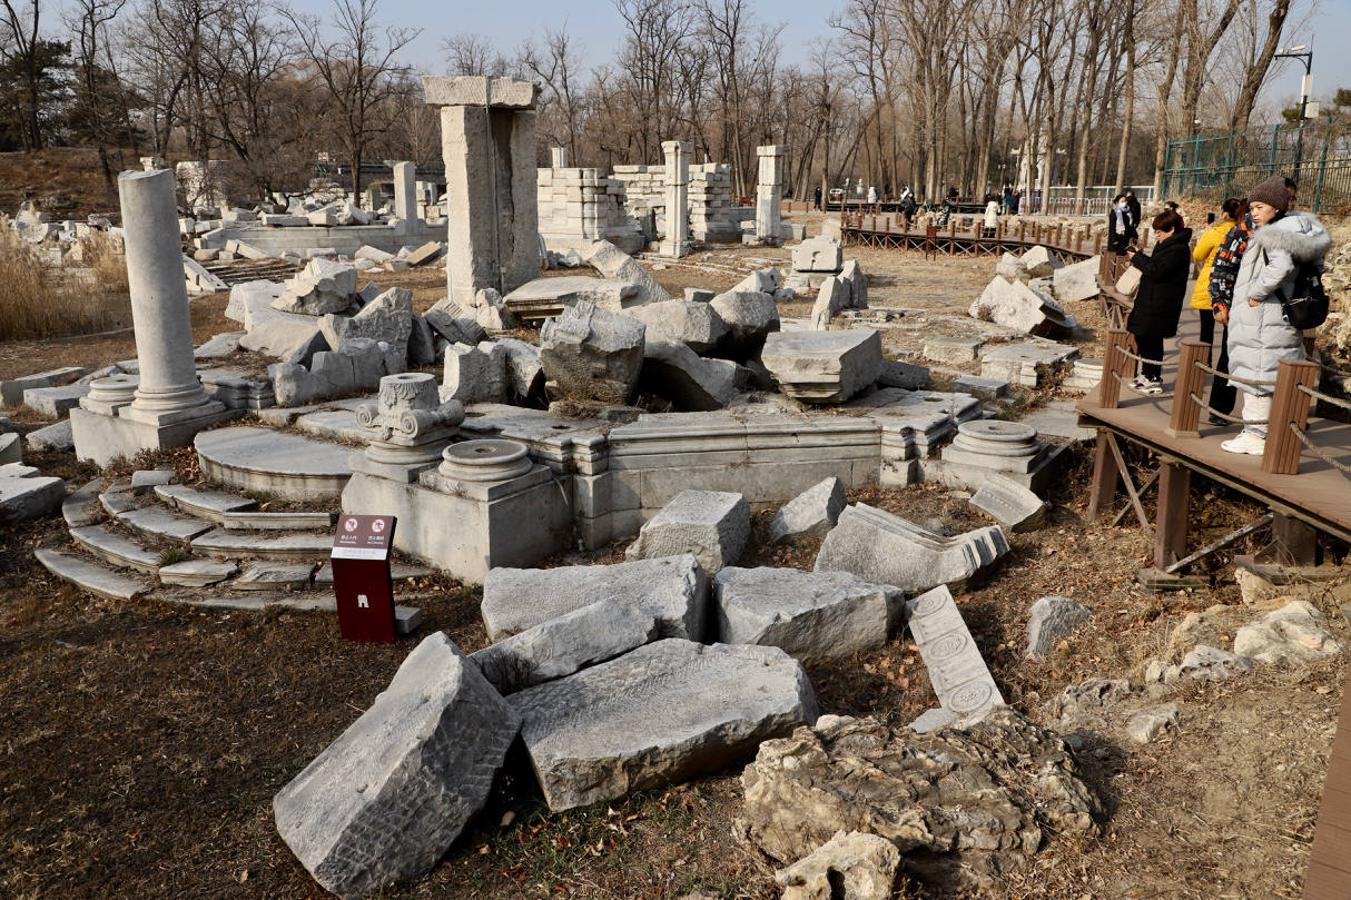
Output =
[{"x1": 1248, "y1": 211, "x2": 1332, "y2": 263}]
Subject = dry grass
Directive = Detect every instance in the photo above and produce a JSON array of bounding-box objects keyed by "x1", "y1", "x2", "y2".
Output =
[{"x1": 0, "y1": 228, "x2": 132, "y2": 341}]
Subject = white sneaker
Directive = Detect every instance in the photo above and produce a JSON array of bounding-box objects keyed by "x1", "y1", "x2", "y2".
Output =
[
  {"x1": 1221, "y1": 431, "x2": 1266, "y2": 456},
  {"x1": 1140, "y1": 378, "x2": 1165, "y2": 396}
]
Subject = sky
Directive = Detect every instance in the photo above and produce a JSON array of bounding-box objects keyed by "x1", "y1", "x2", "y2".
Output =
[{"x1": 297, "y1": 0, "x2": 1351, "y2": 112}]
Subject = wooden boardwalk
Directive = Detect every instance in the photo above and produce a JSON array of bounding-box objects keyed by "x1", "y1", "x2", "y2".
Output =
[
  {"x1": 1307, "y1": 669, "x2": 1351, "y2": 899},
  {"x1": 840, "y1": 211, "x2": 1105, "y2": 262}
]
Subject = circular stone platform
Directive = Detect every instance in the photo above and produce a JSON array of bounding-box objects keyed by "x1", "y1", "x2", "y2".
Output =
[
  {"x1": 195, "y1": 426, "x2": 355, "y2": 501},
  {"x1": 439, "y1": 439, "x2": 533, "y2": 482}
]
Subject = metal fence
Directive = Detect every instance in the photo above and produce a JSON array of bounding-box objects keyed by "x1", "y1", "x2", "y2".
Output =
[
  {"x1": 1161, "y1": 123, "x2": 1351, "y2": 212},
  {"x1": 1042, "y1": 184, "x2": 1157, "y2": 217}
]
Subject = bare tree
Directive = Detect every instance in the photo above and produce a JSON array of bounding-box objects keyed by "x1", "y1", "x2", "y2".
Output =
[
  {"x1": 0, "y1": 0, "x2": 45, "y2": 149},
  {"x1": 285, "y1": 0, "x2": 420, "y2": 204},
  {"x1": 1229, "y1": 0, "x2": 1292, "y2": 132},
  {"x1": 442, "y1": 32, "x2": 511, "y2": 77},
  {"x1": 520, "y1": 26, "x2": 585, "y2": 162},
  {"x1": 66, "y1": 0, "x2": 127, "y2": 181}
]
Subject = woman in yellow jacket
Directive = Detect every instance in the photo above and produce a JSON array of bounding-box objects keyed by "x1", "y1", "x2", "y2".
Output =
[{"x1": 1191, "y1": 197, "x2": 1243, "y2": 348}]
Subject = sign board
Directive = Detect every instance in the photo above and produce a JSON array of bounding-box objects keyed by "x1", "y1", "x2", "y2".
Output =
[{"x1": 331, "y1": 514, "x2": 398, "y2": 643}]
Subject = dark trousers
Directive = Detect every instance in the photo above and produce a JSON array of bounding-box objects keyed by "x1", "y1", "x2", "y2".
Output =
[
  {"x1": 1198, "y1": 308, "x2": 1215, "y2": 346},
  {"x1": 1136, "y1": 334, "x2": 1164, "y2": 381},
  {"x1": 1209, "y1": 324, "x2": 1236, "y2": 415}
]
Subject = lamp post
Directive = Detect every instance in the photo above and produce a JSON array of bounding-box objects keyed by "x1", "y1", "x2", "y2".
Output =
[{"x1": 1275, "y1": 44, "x2": 1313, "y2": 180}]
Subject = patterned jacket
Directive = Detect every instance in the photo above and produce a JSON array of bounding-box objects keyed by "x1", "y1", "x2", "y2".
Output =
[{"x1": 1207, "y1": 214, "x2": 1253, "y2": 311}]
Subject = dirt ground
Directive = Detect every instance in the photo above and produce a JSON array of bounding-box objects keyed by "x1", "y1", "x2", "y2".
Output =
[{"x1": 2, "y1": 218, "x2": 1348, "y2": 898}]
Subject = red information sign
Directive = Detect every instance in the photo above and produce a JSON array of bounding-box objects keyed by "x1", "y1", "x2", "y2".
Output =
[{"x1": 331, "y1": 514, "x2": 398, "y2": 643}]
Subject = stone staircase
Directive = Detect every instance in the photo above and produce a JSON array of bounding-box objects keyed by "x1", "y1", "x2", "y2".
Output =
[{"x1": 35, "y1": 472, "x2": 425, "y2": 632}]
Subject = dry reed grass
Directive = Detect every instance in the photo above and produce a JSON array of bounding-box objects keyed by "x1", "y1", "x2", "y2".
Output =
[{"x1": 0, "y1": 227, "x2": 132, "y2": 341}]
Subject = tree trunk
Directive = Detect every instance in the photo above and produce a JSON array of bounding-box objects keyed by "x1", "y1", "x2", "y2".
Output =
[{"x1": 1231, "y1": 0, "x2": 1291, "y2": 132}]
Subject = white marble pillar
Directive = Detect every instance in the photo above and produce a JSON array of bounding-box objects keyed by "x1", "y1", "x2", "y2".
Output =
[
  {"x1": 117, "y1": 169, "x2": 221, "y2": 426},
  {"x1": 393, "y1": 161, "x2": 417, "y2": 221},
  {"x1": 550, "y1": 146, "x2": 570, "y2": 168},
  {"x1": 755, "y1": 144, "x2": 786, "y2": 245},
  {"x1": 660, "y1": 140, "x2": 691, "y2": 258}
]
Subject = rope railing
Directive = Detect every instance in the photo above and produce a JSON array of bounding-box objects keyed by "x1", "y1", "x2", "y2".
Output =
[
  {"x1": 1186, "y1": 393, "x2": 1263, "y2": 425},
  {"x1": 1116, "y1": 348, "x2": 1173, "y2": 368},
  {"x1": 1111, "y1": 371, "x2": 1173, "y2": 397},
  {"x1": 1191, "y1": 359, "x2": 1278, "y2": 389},
  {"x1": 1319, "y1": 360, "x2": 1351, "y2": 379},
  {"x1": 1297, "y1": 383, "x2": 1351, "y2": 413},
  {"x1": 1288, "y1": 423, "x2": 1351, "y2": 480}
]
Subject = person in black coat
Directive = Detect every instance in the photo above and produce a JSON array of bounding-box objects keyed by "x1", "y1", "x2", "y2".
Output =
[
  {"x1": 1124, "y1": 208, "x2": 1191, "y2": 393},
  {"x1": 1124, "y1": 190, "x2": 1142, "y2": 245}
]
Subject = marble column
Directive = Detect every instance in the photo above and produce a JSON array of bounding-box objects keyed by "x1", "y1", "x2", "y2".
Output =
[
  {"x1": 117, "y1": 169, "x2": 223, "y2": 427},
  {"x1": 755, "y1": 144, "x2": 786, "y2": 245},
  {"x1": 393, "y1": 161, "x2": 417, "y2": 221},
  {"x1": 550, "y1": 146, "x2": 570, "y2": 168},
  {"x1": 660, "y1": 140, "x2": 691, "y2": 258}
]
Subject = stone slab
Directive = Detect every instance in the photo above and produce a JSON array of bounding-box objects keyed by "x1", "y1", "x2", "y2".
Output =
[
  {"x1": 906, "y1": 585, "x2": 1005, "y2": 717},
  {"x1": 195, "y1": 426, "x2": 353, "y2": 501},
  {"x1": 35, "y1": 548, "x2": 148, "y2": 600},
  {"x1": 625, "y1": 490, "x2": 750, "y2": 576}
]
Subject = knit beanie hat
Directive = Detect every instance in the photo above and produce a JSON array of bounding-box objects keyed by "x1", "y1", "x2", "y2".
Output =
[{"x1": 1249, "y1": 175, "x2": 1290, "y2": 212}]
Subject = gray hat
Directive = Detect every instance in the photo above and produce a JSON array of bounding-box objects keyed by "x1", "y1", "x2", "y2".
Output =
[{"x1": 1249, "y1": 175, "x2": 1290, "y2": 212}]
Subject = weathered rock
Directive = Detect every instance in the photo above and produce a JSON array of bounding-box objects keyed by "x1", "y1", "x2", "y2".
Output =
[
  {"x1": 195, "y1": 331, "x2": 244, "y2": 359},
  {"x1": 1053, "y1": 256, "x2": 1100, "y2": 302},
  {"x1": 0, "y1": 464, "x2": 64, "y2": 522},
  {"x1": 406, "y1": 315, "x2": 438, "y2": 366},
  {"x1": 995, "y1": 252, "x2": 1024, "y2": 281},
  {"x1": 878, "y1": 359, "x2": 928, "y2": 390},
  {"x1": 815, "y1": 504, "x2": 1009, "y2": 594},
  {"x1": 792, "y1": 236, "x2": 843, "y2": 273},
  {"x1": 1125, "y1": 703, "x2": 1179, "y2": 745},
  {"x1": 510, "y1": 639, "x2": 818, "y2": 811},
  {"x1": 969, "y1": 277, "x2": 1076, "y2": 339},
  {"x1": 503, "y1": 276, "x2": 639, "y2": 321},
  {"x1": 1019, "y1": 245, "x2": 1058, "y2": 278},
  {"x1": 1044, "y1": 677, "x2": 1134, "y2": 727},
  {"x1": 482, "y1": 554, "x2": 709, "y2": 641},
  {"x1": 1233, "y1": 600, "x2": 1343, "y2": 666},
  {"x1": 496, "y1": 338, "x2": 545, "y2": 400},
  {"x1": 923, "y1": 336, "x2": 982, "y2": 365},
  {"x1": 625, "y1": 489, "x2": 751, "y2": 576},
  {"x1": 808, "y1": 276, "x2": 851, "y2": 330},
  {"x1": 1025, "y1": 596, "x2": 1091, "y2": 659},
  {"x1": 539, "y1": 300, "x2": 646, "y2": 404},
  {"x1": 470, "y1": 600, "x2": 662, "y2": 694},
  {"x1": 442, "y1": 342, "x2": 509, "y2": 405},
  {"x1": 775, "y1": 830, "x2": 900, "y2": 900},
  {"x1": 708, "y1": 290, "x2": 780, "y2": 358},
  {"x1": 1157, "y1": 644, "x2": 1255, "y2": 684},
  {"x1": 583, "y1": 240, "x2": 669, "y2": 306},
  {"x1": 0, "y1": 366, "x2": 85, "y2": 406},
  {"x1": 272, "y1": 633, "x2": 520, "y2": 897},
  {"x1": 840, "y1": 259, "x2": 868, "y2": 310},
  {"x1": 424, "y1": 297, "x2": 487, "y2": 345},
  {"x1": 730, "y1": 267, "x2": 781, "y2": 294},
  {"x1": 272, "y1": 258, "x2": 358, "y2": 315},
  {"x1": 736, "y1": 708, "x2": 1102, "y2": 872},
  {"x1": 638, "y1": 341, "x2": 740, "y2": 411},
  {"x1": 769, "y1": 476, "x2": 846, "y2": 544},
  {"x1": 25, "y1": 419, "x2": 74, "y2": 452},
  {"x1": 625, "y1": 300, "x2": 727, "y2": 354},
  {"x1": 970, "y1": 474, "x2": 1047, "y2": 533},
  {"x1": 713, "y1": 567, "x2": 898, "y2": 661},
  {"x1": 322, "y1": 287, "x2": 414, "y2": 356},
  {"x1": 0, "y1": 431, "x2": 20, "y2": 464},
  {"x1": 760, "y1": 330, "x2": 883, "y2": 404}
]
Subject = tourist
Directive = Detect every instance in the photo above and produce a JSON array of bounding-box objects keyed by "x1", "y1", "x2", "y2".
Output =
[
  {"x1": 1123, "y1": 190, "x2": 1142, "y2": 244},
  {"x1": 813, "y1": 185, "x2": 822, "y2": 211},
  {"x1": 866, "y1": 184, "x2": 878, "y2": 208},
  {"x1": 1002, "y1": 185, "x2": 1013, "y2": 215},
  {"x1": 1107, "y1": 194, "x2": 1131, "y2": 254},
  {"x1": 983, "y1": 194, "x2": 999, "y2": 237},
  {"x1": 1221, "y1": 175, "x2": 1331, "y2": 455},
  {"x1": 1165, "y1": 200, "x2": 1185, "y2": 228},
  {"x1": 1010, "y1": 189, "x2": 1022, "y2": 215},
  {"x1": 1123, "y1": 207, "x2": 1192, "y2": 395},
  {"x1": 1194, "y1": 198, "x2": 1246, "y2": 425}
]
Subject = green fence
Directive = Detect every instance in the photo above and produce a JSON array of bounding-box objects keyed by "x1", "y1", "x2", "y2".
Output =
[{"x1": 1162, "y1": 123, "x2": 1351, "y2": 212}]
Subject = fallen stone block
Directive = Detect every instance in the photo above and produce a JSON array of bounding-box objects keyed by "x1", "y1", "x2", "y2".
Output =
[
  {"x1": 0, "y1": 366, "x2": 84, "y2": 407},
  {"x1": 482, "y1": 555, "x2": 709, "y2": 642},
  {"x1": 496, "y1": 338, "x2": 545, "y2": 401},
  {"x1": 840, "y1": 259, "x2": 868, "y2": 310},
  {"x1": 0, "y1": 467, "x2": 67, "y2": 522},
  {"x1": 0, "y1": 431, "x2": 20, "y2": 464},
  {"x1": 424, "y1": 297, "x2": 487, "y2": 345},
  {"x1": 714, "y1": 566, "x2": 899, "y2": 661},
  {"x1": 736, "y1": 707, "x2": 1101, "y2": 873},
  {"x1": 638, "y1": 341, "x2": 740, "y2": 411},
  {"x1": 792, "y1": 236, "x2": 843, "y2": 273},
  {"x1": 625, "y1": 489, "x2": 751, "y2": 576},
  {"x1": 808, "y1": 276, "x2": 850, "y2": 330},
  {"x1": 709, "y1": 291, "x2": 780, "y2": 358},
  {"x1": 878, "y1": 359, "x2": 929, "y2": 390},
  {"x1": 906, "y1": 584, "x2": 1005, "y2": 719},
  {"x1": 22, "y1": 384, "x2": 90, "y2": 419},
  {"x1": 814, "y1": 504, "x2": 1009, "y2": 594},
  {"x1": 510, "y1": 639, "x2": 818, "y2": 811},
  {"x1": 354, "y1": 244, "x2": 395, "y2": 264},
  {"x1": 1026, "y1": 596, "x2": 1091, "y2": 659},
  {"x1": 969, "y1": 277, "x2": 1076, "y2": 339},
  {"x1": 775, "y1": 831, "x2": 900, "y2": 900},
  {"x1": 923, "y1": 336, "x2": 982, "y2": 365},
  {"x1": 404, "y1": 241, "x2": 443, "y2": 266},
  {"x1": 321, "y1": 287, "x2": 413, "y2": 356},
  {"x1": 540, "y1": 300, "x2": 646, "y2": 404},
  {"x1": 442, "y1": 342, "x2": 508, "y2": 405},
  {"x1": 970, "y1": 474, "x2": 1047, "y2": 533},
  {"x1": 584, "y1": 240, "x2": 669, "y2": 306},
  {"x1": 760, "y1": 330, "x2": 882, "y2": 404},
  {"x1": 995, "y1": 252, "x2": 1025, "y2": 281},
  {"x1": 730, "y1": 267, "x2": 781, "y2": 294},
  {"x1": 979, "y1": 341, "x2": 1078, "y2": 387},
  {"x1": 195, "y1": 331, "x2": 244, "y2": 359},
  {"x1": 1125, "y1": 703, "x2": 1179, "y2": 745},
  {"x1": 951, "y1": 374, "x2": 1009, "y2": 399},
  {"x1": 503, "y1": 276, "x2": 639, "y2": 322},
  {"x1": 238, "y1": 294, "x2": 329, "y2": 365},
  {"x1": 25, "y1": 419, "x2": 73, "y2": 452},
  {"x1": 1053, "y1": 256, "x2": 1100, "y2": 303},
  {"x1": 769, "y1": 476, "x2": 846, "y2": 544},
  {"x1": 273, "y1": 633, "x2": 519, "y2": 898},
  {"x1": 1019, "y1": 245, "x2": 1059, "y2": 278},
  {"x1": 626, "y1": 300, "x2": 727, "y2": 354},
  {"x1": 470, "y1": 600, "x2": 662, "y2": 694},
  {"x1": 272, "y1": 257, "x2": 358, "y2": 316}
]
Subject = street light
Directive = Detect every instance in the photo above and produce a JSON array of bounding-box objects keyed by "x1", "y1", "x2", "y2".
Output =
[{"x1": 1275, "y1": 43, "x2": 1314, "y2": 179}]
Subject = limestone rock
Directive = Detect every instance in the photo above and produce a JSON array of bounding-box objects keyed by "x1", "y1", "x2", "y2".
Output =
[
  {"x1": 470, "y1": 600, "x2": 662, "y2": 694},
  {"x1": 969, "y1": 276, "x2": 1076, "y2": 339},
  {"x1": 539, "y1": 300, "x2": 646, "y2": 404},
  {"x1": 503, "y1": 276, "x2": 639, "y2": 322},
  {"x1": 272, "y1": 633, "x2": 520, "y2": 898},
  {"x1": 424, "y1": 297, "x2": 487, "y2": 345},
  {"x1": 1053, "y1": 256, "x2": 1100, "y2": 303},
  {"x1": 481, "y1": 554, "x2": 709, "y2": 642},
  {"x1": 272, "y1": 258, "x2": 358, "y2": 315},
  {"x1": 1019, "y1": 245, "x2": 1059, "y2": 278},
  {"x1": 1044, "y1": 678, "x2": 1134, "y2": 727},
  {"x1": 840, "y1": 259, "x2": 868, "y2": 310},
  {"x1": 760, "y1": 330, "x2": 883, "y2": 404},
  {"x1": 625, "y1": 489, "x2": 751, "y2": 576},
  {"x1": 510, "y1": 639, "x2": 818, "y2": 811},
  {"x1": 1233, "y1": 600, "x2": 1343, "y2": 666},
  {"x1": 639, "y1": 341, "x2": 740, "y2": 411},
  {"x1": 878, "y1": 359, "x2": 928, "y2": 390},
  {"x1": 0, "y1": 464, "x2": 64, "y2": 522},
  {"x1": 1160, "y1": 644, "x2": 1255, "y2": 684},
  {"x1": 708, "y1": 290, "x2": 780, "y2": 358},
  {"x1": 442, "y1": 342, "x2": 508, "y2": 405},
  {"x1": 25, "y1": 419, "x2": 73, "y2": 452},
  {"x1": 1125, "y1": 703, "x2": 1179, "y2": 745},
  {"x1": 0, "y1": 431, "x2": 20, "y2": 465},
  {"x1": 625, "y1": 300, "x2": 727, "y2": 354},
  {"x1": 814, "y1": 504, "x2": 1009, "y2": 594},
  {"x1": 496, "y1": 338, "x2": 545, "y2": 400},
  {"x1": 713, "y1": 567, "x2": 898, "y2": 661},
  {"x1": 238, "y1": 293, "x2": 329, "y2": 365},
  {"x1": 775, "y1": 830, "x2": 900, "y2": 900},
  {"x1": 995, "y1": 253, "x2": 1025, "y2": 281},
  {"x1": 584, "y1": 240, "x2": 669, "y2": 306},
  {"x1": 736, "y1": 708, "x2": 1102, "y2": 870},
  {"x1": 1025, "y1": 596, "x2": 1091, "y2": 658},
  {"x1": 322, "y1": 287, "x2": 414, "y2": 356},
  {"x1": 769, "y1": 476, "x2": 846, "y2": 544}
]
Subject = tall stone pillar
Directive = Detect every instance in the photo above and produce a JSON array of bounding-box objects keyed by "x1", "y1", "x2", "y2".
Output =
[
  {"x1": 424, "y1": 76, "x2": 541, "y2": 307},
  {"x1": 120, "y1": 170, "x2": 220, "y2": 426},
  {"x1": 755, "y1": 144, "x2": 786, "y2": 245},
  {"x1": 392, "y1": 161, "x2": 417, "y2": 221},
  {"x1": 550, "y1": 147, "x2": 570, "y2": 168},
  {"x1": 660, "y1": 140, "x2": 691, "y2": 258}
]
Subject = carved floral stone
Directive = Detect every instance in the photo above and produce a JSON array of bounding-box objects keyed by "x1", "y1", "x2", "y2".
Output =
[{"x1": 355, "y1": 372, "x2": 464, "y2": 467}]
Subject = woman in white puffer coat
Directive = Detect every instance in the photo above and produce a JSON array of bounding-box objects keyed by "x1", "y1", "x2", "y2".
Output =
[{"x1": 1222, "y1": 175, "x2": 1331, "y2": 455}]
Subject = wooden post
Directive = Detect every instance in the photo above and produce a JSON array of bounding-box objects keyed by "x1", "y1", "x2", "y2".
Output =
[
  {"x1": 1271, "y1": 511, "x2": 1319, "y2": 566},
  {"x1": 1099, "y1": 329, "x2": 1129, "y2": 409},
  {"x1": 1087, "y1": 431, "x2": 1120, "y2": 521},
  {"x1": 1154, "y1": 459, "x2": 1192, "y2": 569},
  {"x1": 1262, "y1": 358, "x2": 1320, "y2": 475},
  {"x1": 1167, "y1": 339, "x2": 1210, "y2": 437},
  {"x1": 1018, "y1": 220, "x2": 1026, "y2": 241}
]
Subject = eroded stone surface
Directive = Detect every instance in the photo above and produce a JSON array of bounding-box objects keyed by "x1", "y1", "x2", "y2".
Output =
[
  {"x1": 625, "y1": 490, "x2": 750, "y2": 576},
  {"x1": 769, "y1": 476, "x2": 846, "y2": 544},
  {"x1": 540, "y1": 300, "x2": 646, "y2": 404},
  {"x1": 1025, "y1": 596, "x2": 1091, "y2": 659},
  {"x1": 906, "y1": 585, "x2": 1005, "y2": 718},
  {"x1": 775, "y1": 830, "x2": 899, "y2": 900},
  {"x1": 761, "y1": 330, "x2": 882, "y2": 404}
]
